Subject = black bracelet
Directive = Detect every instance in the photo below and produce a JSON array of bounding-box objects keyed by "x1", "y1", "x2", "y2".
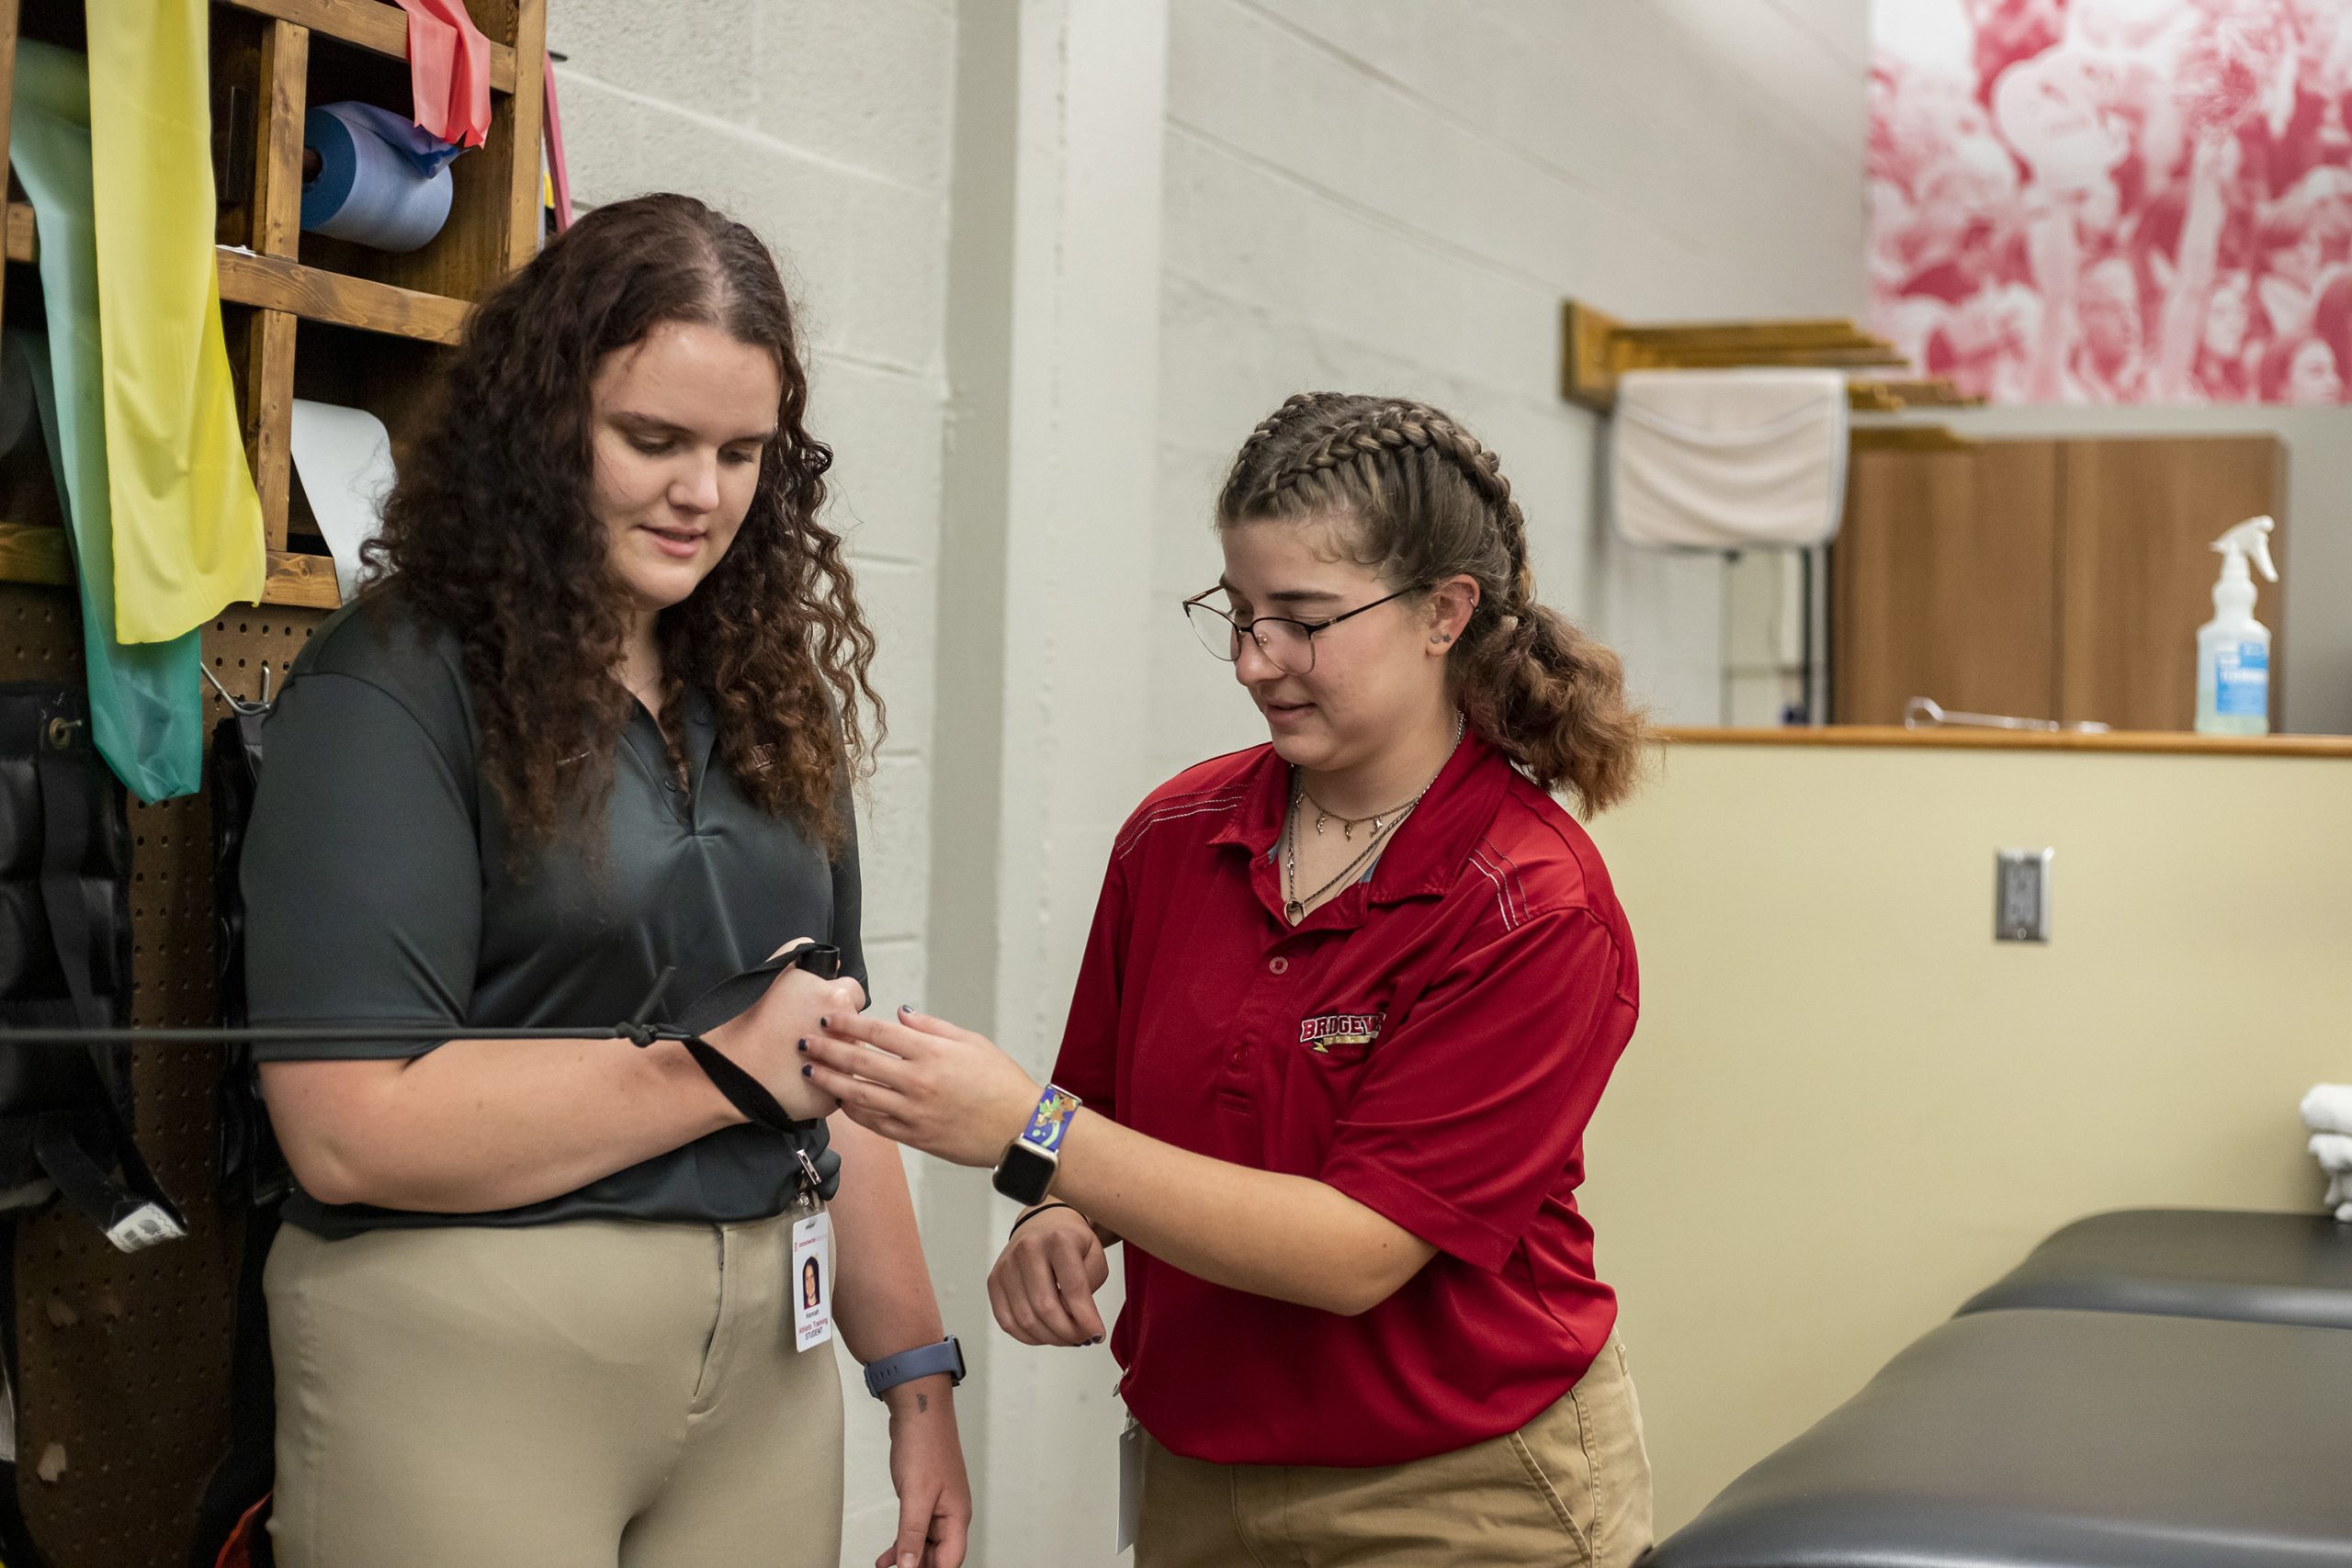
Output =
[{"x1": 1008, "y1": 1201, "x2": 1076, "y2": 1240}]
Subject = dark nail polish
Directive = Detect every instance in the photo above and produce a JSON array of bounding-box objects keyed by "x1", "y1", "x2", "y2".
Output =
[
  {"x1": 820, "y1": 1017, "x2": 829, "y2": 1029},
  {"x1": 797, "y1": 1039, "x2": 808, "y2": 1053},
  {"x1": 801, "y1": 1065, "x2": 813, "y2": 1078},
  {"x1": 899, "y1": 1003, "x2": 911, "y2": 1015}
]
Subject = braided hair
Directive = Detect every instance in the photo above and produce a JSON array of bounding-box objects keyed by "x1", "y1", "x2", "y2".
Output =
[{"x1": 1216, "y1": 392, "x2": 1650, "y2": 816}]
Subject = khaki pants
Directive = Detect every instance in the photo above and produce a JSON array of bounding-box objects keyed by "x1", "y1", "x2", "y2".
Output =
[
  {"x1": 265, "y1": 1212, "x2": 842, "y2": 1568},
  {"x1": 1139, "y1": 1329, "x2": 1653, "y2": 1568}
]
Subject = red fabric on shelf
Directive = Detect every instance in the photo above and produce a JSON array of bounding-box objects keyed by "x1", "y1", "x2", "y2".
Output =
[{"x1": 395, "y1": 0, "x2": 492, "y2": 149}]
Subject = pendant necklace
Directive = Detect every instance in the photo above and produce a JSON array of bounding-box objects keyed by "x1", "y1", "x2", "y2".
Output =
[{"x1": 1282, "y1": 714, "x2": 1464, "y2": 926}]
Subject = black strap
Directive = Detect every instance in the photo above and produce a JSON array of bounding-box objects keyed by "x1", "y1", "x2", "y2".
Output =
[
  {"x1": 29, "y1": 1114, "x2": 175, "y2": 1246},
  {"x1": 678, "y1": 1037, "x2": 797, "y2": 1133},
  {"x1": 31, "y1": 720, "x2": 185, "y2": 1245},
  {"x1": 668, "y1": 943, "x2": 842, "y2": 1135}
]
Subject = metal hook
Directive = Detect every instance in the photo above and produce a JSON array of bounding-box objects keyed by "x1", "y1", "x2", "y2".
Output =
[{"x1": 201, "y1": 662, "x2": 275, "y2": 716}]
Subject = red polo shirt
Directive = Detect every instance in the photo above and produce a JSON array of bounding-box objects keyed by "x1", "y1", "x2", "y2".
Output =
[{"x1": 1053, "y1": 731, "x2": 1639, "y2": 1467}]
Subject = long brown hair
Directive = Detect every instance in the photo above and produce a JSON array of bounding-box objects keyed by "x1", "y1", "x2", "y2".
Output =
[
  {"x1": 1216, "y1": 392, "x2": 1649, "y2": 816},
  {"x1": 367, "y1": 193, "x2": 880, "y2": 852}
]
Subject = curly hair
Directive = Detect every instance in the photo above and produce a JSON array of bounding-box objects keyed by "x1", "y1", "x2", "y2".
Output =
[
  {"x1": 365, "y1": 193, "x2": 881, "y2": 853},
  {"x1": 1216, "y1": 393, "x2": 1651, "y2": 817}
]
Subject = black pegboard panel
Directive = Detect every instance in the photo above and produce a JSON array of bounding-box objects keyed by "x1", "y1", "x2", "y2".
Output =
[{"x1": 6, "y1": 584, "x2": 323, "y2": 1568}]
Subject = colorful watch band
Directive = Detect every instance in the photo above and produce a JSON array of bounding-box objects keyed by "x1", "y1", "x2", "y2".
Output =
[{"x1": 1018, "y1": 1084, "x2": 1083, "y2": 1155}]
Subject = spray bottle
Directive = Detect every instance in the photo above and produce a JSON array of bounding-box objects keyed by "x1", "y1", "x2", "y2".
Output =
[{"x1": 2195, "y1": 514, "x2": 2278, "y2": 736}]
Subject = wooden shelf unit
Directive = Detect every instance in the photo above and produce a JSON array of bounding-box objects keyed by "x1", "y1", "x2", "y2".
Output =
[
  {"x1": 0, "y1": 0, "x2": 544, "y2": 608},
  {"x1": 0, "y1": 4, "x2": 544, "y2": 1562}
]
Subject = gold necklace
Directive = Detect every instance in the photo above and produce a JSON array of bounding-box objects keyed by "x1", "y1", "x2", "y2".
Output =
[
  {"x1": 1281, "y1": 714, "x2": 1464, "y2": 926},
  {"x1": 1298, "y1": 785, "x2": 1420, "y2": 840}
]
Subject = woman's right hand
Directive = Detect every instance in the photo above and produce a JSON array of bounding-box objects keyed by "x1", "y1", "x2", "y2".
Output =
[
  {"x1": 988, "y1": 1206, "x2": 1110, "y2": 1347},
  {"x1": 702, "y1": 940, "x2": 867, "y2": 1122}
]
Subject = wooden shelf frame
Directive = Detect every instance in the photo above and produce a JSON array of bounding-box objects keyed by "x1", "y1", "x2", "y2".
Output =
[
  {"x1": 1560, "y1": 298, "x2": 1912, "y2": 412},
  {"x1": 221, "y1": 0, "x2": 523, "y2": 94},
  {"x1": 0, "y1": 0, "x2": 544, "y2": 610},
  {"x1": 0, "y1": 520, "x2": 342, "y2": 607},
  {"x1": 7, "y1": 203, "x2": 472, "y2": 344}
]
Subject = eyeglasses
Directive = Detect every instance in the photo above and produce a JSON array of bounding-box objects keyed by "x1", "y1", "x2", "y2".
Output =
[{"x1": 1182, "y1": 585, "x2": 1422, "y2": 675}]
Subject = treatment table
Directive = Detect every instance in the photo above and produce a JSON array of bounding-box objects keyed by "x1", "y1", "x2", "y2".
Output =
[
  {"x1": 1957, "y1": 1207, "x2": 2352, "y2": 1330},
  {"x1": 1647, "y1": 1306, "x2": 2352, "y2": 1568}
]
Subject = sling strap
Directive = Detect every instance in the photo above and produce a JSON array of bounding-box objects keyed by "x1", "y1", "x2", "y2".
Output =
[{"x1": 28, "y1": 702, "x2": 183, "y2": 1250}]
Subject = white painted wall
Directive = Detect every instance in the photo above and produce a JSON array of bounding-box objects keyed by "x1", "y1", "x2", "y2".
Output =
[
  {"x1": 923, "y1": 4, "x2": 1170, "y2": 1563},
  {"x1": 545, "y1": 3, "x2": 956, "y2": 1552},
  {"x1": 1149, "y1": 0, "x2": 1877, "y2": 759}
]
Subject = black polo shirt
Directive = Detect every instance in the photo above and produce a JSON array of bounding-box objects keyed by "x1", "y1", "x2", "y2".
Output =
[{"x1": 241, "y1": 595, "x2": 865, "y2": 1238}]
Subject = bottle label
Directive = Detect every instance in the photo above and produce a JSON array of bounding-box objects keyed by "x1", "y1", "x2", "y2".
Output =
[{"x1": 2214, "y1": 642, "x2": 2268, "y2": 716}]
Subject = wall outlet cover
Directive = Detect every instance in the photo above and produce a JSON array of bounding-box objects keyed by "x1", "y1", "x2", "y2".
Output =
[{"x1": 1996, "y1": 848, "x2": 2053, "y2": 942}]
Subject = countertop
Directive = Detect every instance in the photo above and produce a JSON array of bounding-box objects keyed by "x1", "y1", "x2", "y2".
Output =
[{"x1": 1661, "y1": 726, "x2": 2352, "y2": 758}]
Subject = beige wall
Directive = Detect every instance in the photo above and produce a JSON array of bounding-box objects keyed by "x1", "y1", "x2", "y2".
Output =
[{"x1": 1580, "y1": 738, "x2": 2352, "y2": 1533}]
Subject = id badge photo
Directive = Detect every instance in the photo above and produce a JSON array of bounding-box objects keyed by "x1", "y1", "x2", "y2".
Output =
[{"x1": 792, "y1": 1207, "x2": 833, "y2": 1352}]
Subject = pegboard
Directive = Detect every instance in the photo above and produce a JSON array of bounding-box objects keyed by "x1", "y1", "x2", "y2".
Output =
[{"x1": 3, "y1": 582, "x2": 323, "y2": 1568}]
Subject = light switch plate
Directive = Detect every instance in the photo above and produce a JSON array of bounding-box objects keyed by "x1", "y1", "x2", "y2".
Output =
[{"x1": 1996, "y1": 848, "x2": 2052, "y2": 942}]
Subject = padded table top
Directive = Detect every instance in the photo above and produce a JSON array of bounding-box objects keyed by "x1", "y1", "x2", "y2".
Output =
[
  {"x1": 1959, "y1": 1208, "x2": 2352, "y2": 1329},
  {"x1": 1650, "y1": 1308, "x2": 2352, "y2": 1568}
]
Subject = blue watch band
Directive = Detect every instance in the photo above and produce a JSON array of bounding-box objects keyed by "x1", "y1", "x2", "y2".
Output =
[{"x1": 864, "y1": 1336, "x2": 966, "y2": 1399}]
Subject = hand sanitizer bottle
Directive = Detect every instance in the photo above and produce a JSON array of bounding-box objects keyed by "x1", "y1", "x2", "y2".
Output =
[{"x1": 2196, "y1": 515, "x2": 2278, "y2": 736}]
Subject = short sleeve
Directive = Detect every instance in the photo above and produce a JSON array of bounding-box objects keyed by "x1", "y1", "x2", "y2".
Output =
[
  {"x1": 831, "y1": 783, "x2": 869, "y2": 999},
  {"x1": 1317, "y1": 908, "x2": 1634, "y2": 1272},
  {"x1": 242, "y1": 671, "x2": 483, "y2": 1059},
  {"x1": 1049, "y1": 851, "x2": 1129, "y2": 1118}
]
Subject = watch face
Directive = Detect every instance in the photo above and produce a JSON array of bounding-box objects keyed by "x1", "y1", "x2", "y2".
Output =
[{"x1": 991, "y1": 1144, "x2": 1057, "y2": 1205}]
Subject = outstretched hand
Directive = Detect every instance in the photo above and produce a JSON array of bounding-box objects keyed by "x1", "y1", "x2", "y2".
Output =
[{"x1": 800, "y1": 1008, "x2": 1041, "y2": 1168}]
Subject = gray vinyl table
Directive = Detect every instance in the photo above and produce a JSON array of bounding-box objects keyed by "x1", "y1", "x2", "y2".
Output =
[
  {"x1": 1958, "y1": 1207, "x2": 2352, "y2": 1330},
  {"x1": 1648, "y1": 1307, "x2": 2352, "y2": 1568}
]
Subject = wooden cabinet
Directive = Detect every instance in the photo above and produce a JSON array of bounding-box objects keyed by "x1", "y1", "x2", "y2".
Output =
[{"x1": 1833, "y1": 435, "x2": 2286, "y2": 731}]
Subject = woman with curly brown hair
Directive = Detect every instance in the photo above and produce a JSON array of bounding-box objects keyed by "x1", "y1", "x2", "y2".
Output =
[
  {"x1": 239, "y1": 194, "x2": 969, "y2": 1568},
  {"x1": 803, "y1": 392, "x2": 1657, "y2": 1564}
]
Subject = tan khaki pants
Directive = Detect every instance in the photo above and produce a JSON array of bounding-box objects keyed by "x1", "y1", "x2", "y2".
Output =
[
  {"x1": 265, "y1": 1212, "x2": 843, "y2": 1568},
  {"x1": 1138, "y1": 1328, "x2": 1654, "y2": 1567}
]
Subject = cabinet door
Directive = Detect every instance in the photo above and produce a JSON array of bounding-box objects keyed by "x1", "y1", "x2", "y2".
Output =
[
  {"x1": 1832, "y1": 441, "x2": 2064, "y2": 726},
  {"x1": 2057, "y1": 437, "x2": 2285, "y2": 731}
]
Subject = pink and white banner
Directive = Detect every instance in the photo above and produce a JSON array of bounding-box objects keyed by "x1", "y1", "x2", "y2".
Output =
[{"x1": 1870, "y1": 0, "x2": 2352, "y2": 403}]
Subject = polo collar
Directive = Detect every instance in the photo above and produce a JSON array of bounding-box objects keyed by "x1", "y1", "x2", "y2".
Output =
[{"x1": 1210, "y1": 721, "x2": 1515, "y2": 929}]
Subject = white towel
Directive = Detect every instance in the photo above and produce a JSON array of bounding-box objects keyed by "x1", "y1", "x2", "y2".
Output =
[
  {"x1": 2302, "y1": 1083, "x2": 2352, "y2": 1137},
  {"x1": 2307, "y1": 1133, "x2": 2352, "y2": 1220},
  {"x1": 1609, "y1": 369, "x2": 1849, "y2": 551}
]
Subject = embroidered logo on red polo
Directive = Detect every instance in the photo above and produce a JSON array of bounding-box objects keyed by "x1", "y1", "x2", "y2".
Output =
[{"x1": 1297, "y1": 1011, "x2": 1385, "y2": 1054}]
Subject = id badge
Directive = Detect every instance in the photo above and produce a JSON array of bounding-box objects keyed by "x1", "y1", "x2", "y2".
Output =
[
  {"x1": 1117, "y1": 1413, "x2": 1141, "y2": 1552},
  {"x1": 792, "y1": 1210, "x2": 834, "y2": 1352}
]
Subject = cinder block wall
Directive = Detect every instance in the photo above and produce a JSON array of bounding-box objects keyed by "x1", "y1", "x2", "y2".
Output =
[
  {"x1": 547, "y1": 1, "x2": 957, "y2": 1551},
  {"x1": 1148, "y1": 0, "x2": 1873, "y2": 752}
]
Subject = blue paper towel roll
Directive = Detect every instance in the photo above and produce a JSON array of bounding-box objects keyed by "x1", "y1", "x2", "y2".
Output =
[{"x1": 300, "y1": 102, "x2": 454, "y2": 254}]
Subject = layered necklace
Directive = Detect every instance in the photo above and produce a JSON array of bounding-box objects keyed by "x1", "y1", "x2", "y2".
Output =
[{"x1": 1281, "y1": 713, "x2": 1464, "y2": 926}]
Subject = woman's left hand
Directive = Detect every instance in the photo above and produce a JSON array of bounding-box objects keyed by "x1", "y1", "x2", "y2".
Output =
[
  {"x1": 801, "y1": 1010, "x2": 1039, "y2": 1167},
  {"x1": 878, "y1": 1377, "x2": 972, "y2": 1568}
]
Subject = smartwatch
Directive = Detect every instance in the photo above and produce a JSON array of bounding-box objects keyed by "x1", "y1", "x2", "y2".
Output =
[
  {"x1": 991, "y1": 1084, "x2": 1081, "y2": 1205},
  {"x1": 864, "y1": 1336, "x2": 965, "y2": 1399}
]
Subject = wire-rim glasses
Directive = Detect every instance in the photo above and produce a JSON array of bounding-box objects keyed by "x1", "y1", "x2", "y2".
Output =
[{"x1": 1182, "y1": 584, "x2": 1422, "y2": 675}]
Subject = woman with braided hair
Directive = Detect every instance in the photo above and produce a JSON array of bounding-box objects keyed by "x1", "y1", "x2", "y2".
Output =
[{"x1": 804, "y1": 392, "x2": 1655, "y2": 1563}]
